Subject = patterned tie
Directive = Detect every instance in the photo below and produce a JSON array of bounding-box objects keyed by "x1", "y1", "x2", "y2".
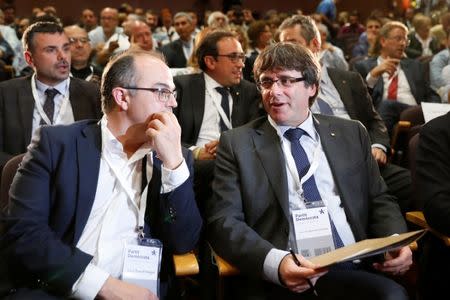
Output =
[
  {"x1": 40, "y1": 88, "x2": 59, "y2": 125},
  {"x1": 284, "y1": 128, "x2": 344, "y2": 249},
  {"x1": 215, "y1": 87, "x2": 231, "y2": 132},
  {"x1": 387, "y1": 74, "x2": 398, "y2": 101}
]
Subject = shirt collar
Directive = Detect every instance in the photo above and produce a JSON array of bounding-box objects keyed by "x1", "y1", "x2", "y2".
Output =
[
  {"x1": 35, "y1": 76, "x2": 69, "y2": 97},
  {"x1": 268, "y1": 111, "x2": 318, "y2": 143},
  {"x1": 100, "y1": 115, "x2": 152, "y2": 164}
]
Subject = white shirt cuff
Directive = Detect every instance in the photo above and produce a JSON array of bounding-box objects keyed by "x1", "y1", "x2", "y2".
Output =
[
  {"x1": 371, "y1": 143, "x2": 387, "y2": 153},
  {"x1": 72, "y1": 263, "x2": 110, "y2": 299},
  {"x1": 160, "y1": 159, "x2": 189, "y2": 194},
  {"x1": 365, "y1": 72, "x2": 379, "y2": 88},
  {"x1": 263, "y1": 248, "x2": 289, "y2": 286}
]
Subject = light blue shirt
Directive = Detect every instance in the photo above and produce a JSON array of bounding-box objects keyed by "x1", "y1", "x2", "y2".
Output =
[{"x1": 429, "y1": 48, "x2": 450, "y2": 92}]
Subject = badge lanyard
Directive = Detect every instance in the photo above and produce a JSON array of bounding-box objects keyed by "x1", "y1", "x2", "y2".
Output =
[
  {"x1": 103, "y1": 151, "x2": 150, "y2": 238},
  {"x1": 285, "y1": 134, "x2": 322, "y2": 204},
  {"x1": 31, "y1": 73, "x2": 71, "y2": 125},
  {"x1": 207, "y1": 87, "x2": 232, "y2": 130}
]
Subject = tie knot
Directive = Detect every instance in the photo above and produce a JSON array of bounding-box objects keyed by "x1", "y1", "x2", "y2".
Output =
[
  {"x1": 215, "y1": 86, "x2": 229, "y2": 97},
  {"x1": 284, "y1": 128, "x2": 307, "y2": 142},
  {"x1": 45, "y1": 88, "x2": 59, "y2": 99}
]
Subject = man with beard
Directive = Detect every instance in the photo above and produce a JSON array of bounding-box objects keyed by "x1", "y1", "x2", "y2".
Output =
[{"x1": 0, "y1": 22, "x2": 101, "y2": 173}]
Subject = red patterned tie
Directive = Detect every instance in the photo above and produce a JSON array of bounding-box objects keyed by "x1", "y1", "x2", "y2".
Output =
[{"x1": 387, "y1": 74, "x2": 398, "y2": 100}]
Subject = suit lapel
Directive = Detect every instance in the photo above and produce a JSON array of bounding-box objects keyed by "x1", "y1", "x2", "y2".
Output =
[
  {"x1": 253, "y1": 120, "x2": 290, "y2": 220},
  {"x1": 191, "y1": 74, "x2": 206, "y2": 139},
  {"x1": 230, "y1": 85, "x2": 241, "y2": 127},
  {"x1": 327, "y1": 68, "x2": 357, "y2": 118},
  {"x1": 74, "y1": 123, "x2": 102, "y2": 243},
  {"x1": 18, "y1": 77, "x2": 35, "y2": 146},
  {"x1": 400, "y1": 60, "x2": 417, "y2": 101}
]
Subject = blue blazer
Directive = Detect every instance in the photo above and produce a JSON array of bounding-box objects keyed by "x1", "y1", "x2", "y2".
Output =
[{"x1": 0, "y1": 120, "x2": 202, "y2": 297}]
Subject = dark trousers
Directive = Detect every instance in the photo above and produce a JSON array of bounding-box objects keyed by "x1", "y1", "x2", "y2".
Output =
[
  {"x1": 380, "y1": 163, "x2": 412, "y2": 214},
  {"x1": 376, "y1": 100, "x2": 411, "y2": 137}
]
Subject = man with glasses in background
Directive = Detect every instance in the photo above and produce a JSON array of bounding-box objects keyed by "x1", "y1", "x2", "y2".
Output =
[
  {"x1": 0, "y1": 49, "x2": 202, "y2": 299},
  {"x1": 207, "y1": 42, "x2": 412, "y2": 300},
  {"x1": 64, "y1": 25, "x2": 102, "y2": 83},
  {"x1": 354, "y1": 21, "x2": 440, "y2": 135},
  {"x1": 173, "y1": 30, "x2": 261, "y2": 211}
]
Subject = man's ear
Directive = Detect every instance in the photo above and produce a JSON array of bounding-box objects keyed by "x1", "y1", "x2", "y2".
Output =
[
  {"x1": 24, "y1": 51, "x2": 34, "y2": 67},
  {"x1": 111, "y1": 87, "x2": 129, "y2": 111},
  {"x1": 310, "y1": 37, "x2": 321, "y2": 53},
  {"x1": 204, "y1": 55, "x2": 216, "y2": 71}
]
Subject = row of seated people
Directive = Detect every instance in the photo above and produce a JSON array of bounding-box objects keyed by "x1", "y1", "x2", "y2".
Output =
[{"x1": 0, "y1": 15, "x2": 443, "y2": 300}]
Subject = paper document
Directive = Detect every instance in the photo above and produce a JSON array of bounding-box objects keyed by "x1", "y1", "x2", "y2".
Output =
[
  {"x1": 309, "y1": 230, "x2": 426, "y2": 268},
  {"x1": 421, "y1": 102, "x2": 450, "y2": 123}
]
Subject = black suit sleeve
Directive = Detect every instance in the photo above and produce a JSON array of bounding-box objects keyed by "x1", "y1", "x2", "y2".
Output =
[{"x1": 417, "y1": 113, "x2": 450, "y2": 236}]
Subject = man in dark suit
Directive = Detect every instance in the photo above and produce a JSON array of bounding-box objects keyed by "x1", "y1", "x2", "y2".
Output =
[
  {"x1": 416, "y1": 111, "x2": 450, "y2": 300},
  {"x1": 279, "y1": 15, "x2": 412, "y2": 213},
  {"x1": 0, "y1": 49, "x2": 202, "y2": 299},
  {"x1": 0, "y1": 21, "x2": 101, "y2": 172},
  {"x1": 207, "y1": 42, "x2": 412, "y2": 300},
  {"x1": 173, "y1": 30, "x2": 261, "y2": 209},
  {"x1": 160, "y1": 12, "x2": 195, "y2": 68},
  {"x1": 353, "y1": 21, "x2": 440, "y2": 135}
]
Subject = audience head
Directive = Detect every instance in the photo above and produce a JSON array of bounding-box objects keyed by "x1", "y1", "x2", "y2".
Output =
[
  {"x1": 100, "y1": 7, "x2": 119, "y2": 36},
  {"x1": 81, "y1": 9, "x2": 97, "y2": 32},
  {"x1": 1, "y1": 3, "x2": 15, "y2": 25},
  {"x1": 412, "y1": 14, "x2": 432, "y2": 40},
  {"x1": 247, "y1": 20, "x2": 272, "y2": 50},
  {"x1": 365, "y1": 16, "x2": 382, "y2": 39},
  {"x1": 207, "y1": 11, "x2": 229, "y2": 30},
  {"x1": 279, "y1": 15, "x2": 321, "y2": 55},
  {"x1": 129, "y1": 20, "x2": 153, "y2": 51},
  {"x1": 101, "y1": 49, "x2": 176, "y2": 124},
  {"x1": 253, "y1": 42, "x2": 320, "y2": 126},
  {"x1": 64, "y1": 25, "x2": 92, "y2": 69},
  {"x1": 195, "y1": 30, "x2": 244, "y2": 87},
  {"x1": 375, "y1": 21, "x2": 409, "y2": 59},
  {"x1": 145, "y1": 10, "x2": 158, "y2": 31},
  {"x1": 161, "y1": 8, "x2": 173, "y2": 28},
  {"x1": 23, "y1": 21, "x2": 71, "y2": 86},
  {"x1": 173, "y1": 12, "x2": 194, "y2": 42}
]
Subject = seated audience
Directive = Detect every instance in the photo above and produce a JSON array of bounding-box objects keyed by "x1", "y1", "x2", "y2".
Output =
[
  {"x1": 0, "y1": 21, "x2": 101, "y2": 172},
  {"x1": 317, "y1": 22, "x2": 348, "y2": 70},
  {"x1": 207, "y1": 42, "x2": 411, "y2": 300},
  {"x1": 352, "y1": 16, "x2": 382, "y2": 59},
  {"x1": 0, "y1": 49, "x2": 202, "y2": 299},
  {"x1": 405, "y1": 13, "x2": 440, "y2": 60}
]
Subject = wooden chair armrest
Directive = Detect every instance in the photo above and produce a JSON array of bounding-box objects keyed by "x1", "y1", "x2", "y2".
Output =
[
  {"x1": 406, "y1": 211, "x2": 450, "y2": 247},
  {"x1": 173, "y1": 252, "x2": 199, "y2": 276},
  {"x1": 212, "y1": 252, "x2": 239, "y2": 276}
]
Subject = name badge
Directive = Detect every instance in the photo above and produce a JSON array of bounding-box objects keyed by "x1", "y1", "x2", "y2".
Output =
[
  {"x1": 122, "y1": 238, "x2": 163, "y2": 297},
  {"x1": 292, "y1": 204, "x2": 334, "y2": 258}
]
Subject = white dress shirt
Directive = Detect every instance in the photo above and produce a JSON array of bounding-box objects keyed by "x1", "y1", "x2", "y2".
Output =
[
  {"x1": 263, "y1": 113, "x2": 356, "y2": 285},
  {"x1": 31, "y1": 77, "x2": 74, "y2": 140},
  {"x1": 194, "y1": 72, "x2": 233, "y2": 148},
  {"x1": 72, "y1": 115, "x2": 189, "y2": 299}
]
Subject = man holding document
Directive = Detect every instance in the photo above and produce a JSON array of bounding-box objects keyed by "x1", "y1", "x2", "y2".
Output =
[
  {"x1": 207, "y1": 42, "x2": 412, "y2": 299},
  {"x1": 0, "y1": 49, "x2": 202, "y2": 299}
]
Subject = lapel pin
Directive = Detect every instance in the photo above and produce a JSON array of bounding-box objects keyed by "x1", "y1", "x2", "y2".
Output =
[{"x1": 330, "y1": 132, "x2": 336, "y2": 137}]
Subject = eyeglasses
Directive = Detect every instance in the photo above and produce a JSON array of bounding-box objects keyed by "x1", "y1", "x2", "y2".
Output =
[
  {"x1": 216, "y1": 53, "x2": 246, "y2": 63},
  {"x1": 123, "y1": 87, "x2": 177, "y2": 102},
  {"x1": 68, "y1": 37, "x2": 90, "y2": 44},
  {"x1": 256, "y1": 76, "x2": 305, "y2": 91},
  {"x1": 386, "y1": 35, "x2": 410, "y2": 45}
]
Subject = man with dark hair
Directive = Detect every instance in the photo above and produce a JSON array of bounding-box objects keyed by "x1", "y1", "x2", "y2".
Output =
[
  {"x1": 0, "y1": 49, "x2": 202, "y2": 299},
  {"x1": 279, "y1": 15, "x2": 412, "y2": 214},
  {"x1": 0, "y1": 21, "x2": 101, "y2": 172},
  {"x1": 207, "y1": 41, "x2": 412, "y2": 300},
  {"x1": 160, "y1": 12, "x2": 195, "y2": 68},
  {"x1": 173, "y1": 30, "x2": 261, "y2": 208}
]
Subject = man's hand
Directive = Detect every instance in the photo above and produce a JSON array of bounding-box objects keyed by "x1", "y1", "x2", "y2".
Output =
[
  {"x1": 146, "y1": 112, "x2": 183, "y2": 170},
  {"x1": 371, "y1": 148, "x2": 387, "y2": 166},
  {"x1": 370, "y1": 57, "x2": 400, "y2": 78},
  {"x1": 372, "y1": 246, "x2": 413, "y2": 275},
  {"x1": 108, "y1": 39, "x2": 120, "y2": 53},
  {"x1": 279, "y1": 254, "x2": 327, "y2": 294},
  {"x1": 196, "y1": 140, "x2": 219, "y2": 160},
  {"x1": 97, "y1": 277, "x2": 158, "y2": 300}
]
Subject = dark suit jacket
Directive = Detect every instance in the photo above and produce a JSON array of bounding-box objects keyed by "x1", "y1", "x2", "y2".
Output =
[
  {"x1": 353, "y1": 57, "x2": 440, "y2": 107},
  {"x1": 173, "y1": 72, "x2": 262, "y2": 147},
  {"x1": 405, "y1": 32, "x2": 440, "y2": 59},
  {"x1": 0, "y1": 76, "x2": 102, "y2": 170},
  {"x1": 207, "y1": 115, "x2": 407, "y2": 299},
  {"x1": 416, "y1": 111, "x2": 450, "y2": 236},
  {"x1": 0, "y1": 120, "x2": 202, "y2": 297},
  {"x1": 160, "y1": 39, "x2": 188, "y2": 68},
  {"x1": 327, "y1": 67, "x2": 390, "y2": 149}
]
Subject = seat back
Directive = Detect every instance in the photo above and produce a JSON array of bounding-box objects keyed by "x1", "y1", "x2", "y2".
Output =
[{"x1": 0, "y1": 154, "x2": 25, "y2": 214}]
